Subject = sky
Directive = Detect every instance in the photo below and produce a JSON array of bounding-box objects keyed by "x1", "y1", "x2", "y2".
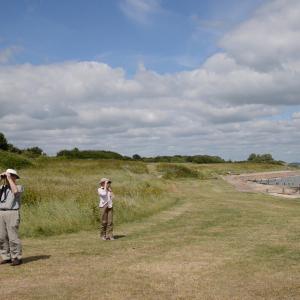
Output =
[{"x1": 0, "y1": 0, "x2": 300, "y2": 162}]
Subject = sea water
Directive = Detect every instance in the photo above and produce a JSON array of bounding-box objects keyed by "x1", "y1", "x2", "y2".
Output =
[{"x1": 257, "y1": 175, "x2": 300, "y2": 188}]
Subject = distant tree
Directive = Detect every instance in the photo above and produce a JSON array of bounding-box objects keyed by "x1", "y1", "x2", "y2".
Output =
[
  {"x1": 57, "y1": 148, "x2": 123, "y2": 160},
  {"x1": 57, "y1": 148, "x2": 79, "y2": 158},
  {"x1": 143, "y1": 154, "x2": 225, "y2": 164},
  {"x1": 247, "y1": 153, "x2": 257, "y2": 161},
  {"x1": 26, "y1": 146, "x2": 44, "y2": 156},
  {"x1": 247, "y1": 153, "x2": 279, "y2": 164},
  {"x1": 132, "y1": 154, "x2": 142, "y2": 160},
  {"x1": 7, "y1": 144, "x2": 22, "y2": 154},
  {"x1": 0, "y1": 132, "x2": 8, "y2": 151},
  {"x1": 123, "y1": 156, "x2": 132, "y2": 160},
  {"x1": 260, "y1": 153, "x2": 273, "y2": 162}
]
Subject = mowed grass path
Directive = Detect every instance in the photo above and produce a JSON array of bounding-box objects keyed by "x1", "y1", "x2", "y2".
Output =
[{"x1": 1, "y1": 178, "x2": 300, "y2": 299}]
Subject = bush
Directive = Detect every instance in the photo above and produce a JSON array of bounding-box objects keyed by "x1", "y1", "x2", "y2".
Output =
[
  {"x1": 143, "y1": 154, "x2": 224, "y2": 163},
  {"x1": 57, "y1": 148, "x2": 123, "y2": 160},
  {"x1": 186, "y1": 155, "x2": 225, "y2": 164},
  {"x1": 7, "y1": 144, "x2": 22, "y2": 154},
  {"x1": 0, "y1": 150, "x2": 32, "y2": 169},
  {"x1": 132, "y1": 154, "x2": 142, "y2": 160},
  {"x1": 247, "y1": 153, "x2": 283, "y2": 164},
  {"x1": 22, "y1": 146, "x2": 45, "y2": 158},
  {"x1": 157, "y1": 163, "x2": 199, "y2": 179}
]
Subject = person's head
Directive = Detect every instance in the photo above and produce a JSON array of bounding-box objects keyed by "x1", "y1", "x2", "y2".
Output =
[
  {"x1": 100, "y1": 177, "x2": 111, "y2": 187},
  {"x1": 1, "y1": 169, "x2": 20, "y2": 184}
]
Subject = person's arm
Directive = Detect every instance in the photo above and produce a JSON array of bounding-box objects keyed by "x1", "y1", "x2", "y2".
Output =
[
  {"x1": 103, "y1": 181, "x2": 111, "y2": 193},
  {"x1": 5, "y1": 172, "x2": 18, "y2": 194},
  {"x1": 107, "y1": 183, "x2": 114, "y2": 199}
]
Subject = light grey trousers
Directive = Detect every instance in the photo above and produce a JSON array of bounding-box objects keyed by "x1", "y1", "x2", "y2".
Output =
[{"x1": 0, "y1": 210, "x2": 22, "y2": 260}]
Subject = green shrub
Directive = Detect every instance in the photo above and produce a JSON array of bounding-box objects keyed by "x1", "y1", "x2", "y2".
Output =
[
  {"x1": 56, "y1": 148, "x2": 124, "y2": 160},
  {"x1": 247, "y1": 153, "x2": 284, "y2": 164},
  {"x1": 157, "y1": 163, "x2": 199, "y2": 179},
  {"x1": 0, "y1": 150, "x2": 32, "y2": 169},
  {"x1": 143, "y1": 154, "x2": 225, "y2": 163}
]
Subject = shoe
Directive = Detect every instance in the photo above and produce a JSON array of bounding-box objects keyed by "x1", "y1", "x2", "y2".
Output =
[
  {"x1": 107, "y1": 236, "x2": 115, "y2": 241},
  {"x1": 11, "y1": 258, "x2": 22, "y2": 266},
  {"x1": 101, "y1": 236, "x2": 107, "y2": 241},
  {"x1": 0, "y1": 259, "x2": 12, "y2": 264}
]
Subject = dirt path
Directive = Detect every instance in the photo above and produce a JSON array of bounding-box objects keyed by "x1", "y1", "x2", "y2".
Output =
[
  {"x1": 1, "y1": 179, "x2": 300, "y2": 299},
  {"x1": 223, "y1": 170, "x2": 300, "y2": 199}
]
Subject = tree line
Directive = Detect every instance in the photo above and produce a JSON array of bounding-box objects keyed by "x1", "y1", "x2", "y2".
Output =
[
  {"x1": 246, "y1": 153, "x2": 284, "y2": 164},
  {"x1": 0, "y1": 132, "x2": 284, "y2": 164},
  {"x1": 0, "y1": 132, "x2": 45, "y2": 157}
]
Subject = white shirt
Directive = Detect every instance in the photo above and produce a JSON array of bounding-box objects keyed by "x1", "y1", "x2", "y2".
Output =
[{"x1": 98, "y1": 187, "x2": 114, "y2": 208}]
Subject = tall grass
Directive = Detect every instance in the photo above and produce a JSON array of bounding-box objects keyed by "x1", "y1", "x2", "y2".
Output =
[
  {"x1": 193, "y1": 162, "x2": 290, "y2": 175},
  {"x1": 19, "y1": 159, "x2": 177, "y2": 237},
  {"x1": 155, "y1": 162, "x2": 289, "y2": 180},
  {"x1": 0, "y1": 154, "x2": 291, "y2": 238}
]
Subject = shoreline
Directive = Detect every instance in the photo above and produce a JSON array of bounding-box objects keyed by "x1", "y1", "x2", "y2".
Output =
[{"x1": 222, "y1": 170, "x2": 300, "y2": 199}]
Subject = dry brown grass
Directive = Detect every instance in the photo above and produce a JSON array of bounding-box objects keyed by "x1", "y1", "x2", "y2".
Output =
[{"x1": 1, "y1": 176, "x2": 300, "y2": 299}]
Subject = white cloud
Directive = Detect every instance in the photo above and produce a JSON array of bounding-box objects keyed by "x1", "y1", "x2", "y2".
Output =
[
  {"x1": 119, "y1": 0, "x2": 161, "y2": 24},
  {"x1": 1, "y1": 0, "x2": 300, "y2": 161},
  {"x1": 220, "y1": 0, "x2": 300, "y2": 71}
]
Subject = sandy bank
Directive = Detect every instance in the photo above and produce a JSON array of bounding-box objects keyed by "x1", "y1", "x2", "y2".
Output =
[{"x1": 223, "y1": 170, "x2": 300, "y2": 199}]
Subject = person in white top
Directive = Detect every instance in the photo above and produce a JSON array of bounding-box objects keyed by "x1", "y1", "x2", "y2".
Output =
[{"x1": 98, "y1": 178, "x2": 114, "y2": 240}]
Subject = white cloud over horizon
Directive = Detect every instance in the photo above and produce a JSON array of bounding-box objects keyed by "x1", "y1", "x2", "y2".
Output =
[{"x1": 1, "y1": 0, "x2": 300, "y2": 161}]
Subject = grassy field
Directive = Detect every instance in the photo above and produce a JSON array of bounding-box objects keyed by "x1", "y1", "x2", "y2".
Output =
[
  {"x1": 0, "y1": 158, "x2": 300, "y2": 299},
  {"x1": 17, "y1": 158, "x2": 178, "y2": 237},
  {"x1": 2, "y1": 156, "x2": 289, "y2": 238}
]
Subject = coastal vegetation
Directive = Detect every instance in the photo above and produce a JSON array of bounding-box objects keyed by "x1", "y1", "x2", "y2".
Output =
[
  {"x1": 1, "y1": 132, "x2": 299, "y2": 298},
  {"x1": 1, "y1": 132, "x2": 285, "y2": 165},
  {"x1": 0, "y1": 153, "x2": 299, "y2": 299},
  {"x1": 0, "y1": 148, "x2": 292, "y2": 238}
]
